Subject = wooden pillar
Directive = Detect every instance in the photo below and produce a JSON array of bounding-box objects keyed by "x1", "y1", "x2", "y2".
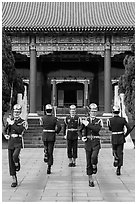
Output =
[
  {"x1": 114, "y1": 84, "x2": 119, "y2": 106},
  {"x1": 84, "y1": 80, "x2": 88, "y2": 107},
  {"x1": 104, "y1": 36, "x2": 111, "y2": 112},
  {"x1": 52, "y1": 80, "x2": 56, "y2": 106},
  {"x1": 29, "y1": 36, "x2": 37, "y2": 113}
]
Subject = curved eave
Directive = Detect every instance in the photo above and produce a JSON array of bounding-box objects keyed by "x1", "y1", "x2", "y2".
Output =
[{"x1": 3, "y1": 26, "x2": 135, "y2": 34}]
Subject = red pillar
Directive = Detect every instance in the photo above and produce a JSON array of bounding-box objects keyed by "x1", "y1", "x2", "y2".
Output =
[
  {"x1": 29, "y1": 36, "x2": 37, "y2": 113},
  {"x1": 104, "y1": 37, "x2": 111, "y2": 113}
]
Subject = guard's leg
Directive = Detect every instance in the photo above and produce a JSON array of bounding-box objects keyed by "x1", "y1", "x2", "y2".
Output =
[
  {"x1": 67, "y1": 140, "x2": 73, "y2": 166},
  {"x1": 47, "y1": 141, "x2": 54, "y2": 174},
  {"x1": 116, "y1": 144, "x2": 124, "y2": 175},
  {"x1": 112, "y1": 144, "x2": 119, "y2": 167},
  {"x1": 43, "y1": 141, "x2": 48, "y2": 163},
  {"x1": 8, "y1": 149, "x2": 16, "y2": 176},
  {"x1": 85, "y1": 149, "x2": 94, "y2": 187},
  {"x1": 8, "y1": 149, "x2": 17, "y2": 187},
  {"x1": 85, "y1": 149, "x2": 93, "y2": 175},
  {"x1": 91, "y1": 145, "x2": 100, "y2": 174},
  {"x1": 72, "y1": 139, "x2": 78, "y2": 166},
  {"x1": 13, "y1": 148, "x2": 21, "y2": 171}
]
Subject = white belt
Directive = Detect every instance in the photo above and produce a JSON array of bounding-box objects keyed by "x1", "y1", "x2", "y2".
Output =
[
  {"x1": 67, "y1": 129, "x2": 78, "y2": 131},
  {"x1": 11, "y1": 134, "x2": 22, "y2": 138},
  {"x1": 112, "y1": 131, "x2": 124, "y2": 135},
  {"x1": 87, "y1": 135, "x2": 100, "y2": 139},
  {"x1": 43, "y1": 130, "x2": 55, "y2": 132}
]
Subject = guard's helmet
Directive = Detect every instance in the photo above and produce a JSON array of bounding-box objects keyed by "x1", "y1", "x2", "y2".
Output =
[
  {"x1": 112, "y1": 105, "x2": 120, "y2": 113},
  {"x1": 89, "y1": 103, "x2": 98, "y2": 112},
  {"x1": 70, "y1": 105, "x2": 76, "y2": 110},
  {"x1": 45, "y1": 104, "x2": 52, "y2": 110},
  {"x1": 13, "y1": 104, "x2": 22, "y2": 112}
]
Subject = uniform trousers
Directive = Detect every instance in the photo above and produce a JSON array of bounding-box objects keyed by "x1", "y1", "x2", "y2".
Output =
[
  {"x1": 43, "y1": 141, "x2": 55, "y2": 166},
  {"x1": 8, "y1": 148, "x2": 21, "y2": 176},
  {"x1": 67, "y1": 139, "x2": 78, "y2": 158},
  {"x1": 112, "y1": 143, "x2": 124, "y2": 167},
  {"x1": 85, "y1": 145, "x2": 100, "y2": 175}
]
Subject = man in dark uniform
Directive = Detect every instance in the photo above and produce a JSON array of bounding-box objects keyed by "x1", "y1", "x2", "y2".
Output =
[
  {"x1": 3, "y1": 104, "x2": 28, "y2": 187},
  {"x1": 40, "y1": 104, "x2": 61, "y2": 174},
  {"x1": 108, "y1": 105, "x2": 132, "y2": 176},
  {"x1": 79, "y1": 103, "x2": 102, "y2": 187},
  {"x1": 63, "y1": 105, "x2": 81, "y2": 167}
]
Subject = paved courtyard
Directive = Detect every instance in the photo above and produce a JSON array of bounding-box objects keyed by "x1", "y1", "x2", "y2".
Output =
[{"x1": 2, "y1": 147, "x2": 135, "y2": 202}]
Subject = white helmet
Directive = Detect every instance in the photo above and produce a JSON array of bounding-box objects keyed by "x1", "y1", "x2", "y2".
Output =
[
  {"x1": 112, "y1": 105, "x2": 120, "y2": 113},
  {"x1": 89, "y1": 103, "x2": 98, "y2": 112},
  {"x1": 45, "y1": 104, "x2": 52, "y2": 110},
  {"x1": 13, "y1": 104, "x2": 22, "y2": 112},
  {"x1": 70, "y1": 105, "x2": 76, "y2": 110}
]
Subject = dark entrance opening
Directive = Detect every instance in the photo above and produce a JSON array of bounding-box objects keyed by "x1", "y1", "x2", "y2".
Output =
[
  {"x1": 57, "y1": 82, "x2": 84, "y2": 107},
  {"x1": 64, "y1": 89, "x2": 77, "y2": 106}
]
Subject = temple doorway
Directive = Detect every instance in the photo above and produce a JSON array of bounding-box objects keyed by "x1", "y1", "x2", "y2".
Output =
[{"x1": 57, "y1": 82, "x2": 84, "y2": 107}]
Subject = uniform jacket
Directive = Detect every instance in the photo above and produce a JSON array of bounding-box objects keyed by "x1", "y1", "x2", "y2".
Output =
[
  {"x1": 41, "y1": 115, "x2": 61, "y2": 142},
  {"x1": 79, "y1": 117, "x2": 102, "y2": 151},
  {"x1": 63, "y1": 115, "x2": 81, "y2": 140},
  {"x1": 108, "y1": 115, "x2": 132, "y2": 144},
  {"x1": 4, "y1": 117, "x2": 26, "y2": 150}
]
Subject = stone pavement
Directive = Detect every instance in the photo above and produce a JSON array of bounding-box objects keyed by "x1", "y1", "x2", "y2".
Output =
[{"x1": 2, "y1": 147, "x2": 135, "y2": 202}]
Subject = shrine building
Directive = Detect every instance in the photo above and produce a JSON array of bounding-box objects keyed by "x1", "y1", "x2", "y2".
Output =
[{"x1": 2, "y1": 2, "x2": 135, "y2": 114}]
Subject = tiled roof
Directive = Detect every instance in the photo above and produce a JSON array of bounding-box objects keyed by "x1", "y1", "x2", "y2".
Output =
[{"x1": 2, "y1": 2, "x2": 135, "y2": 32}]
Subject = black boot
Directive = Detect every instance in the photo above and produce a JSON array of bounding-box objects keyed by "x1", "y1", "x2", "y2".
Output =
[
  {"x1": 15, "y1": 159, "x2": 20, "y2": 171},
  {"x1": 44, "y1": 154, "x2": 48, "y2": 163},
  {"x1": 116, "y1": 167, "x2": 121, "y2": 176},
  {"x1": 47, "y1": 165, "x2": 51, "y2": 174},
  {"x1": 11, "y1": 175, "x2": 18, "y2": 187},
  {"x1": 44, "y1": 149, "x2": 48, "y2": 163},
  {"x1": 113, "y1": 152, "x2": 119, "y2": 167},
  {"x1": 89, "y1": 181, "x2": 95, "y2": 187},
  {"x1": 92, "y1": 165, "x2": 97, "y2": 174}
]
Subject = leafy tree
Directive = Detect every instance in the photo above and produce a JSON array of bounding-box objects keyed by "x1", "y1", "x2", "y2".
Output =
[
  {"x1": 118, "y1": 51, "x2": 135, "y2": 120},
  {"x1": 2, "y1": 30, "x2": 24, "y2": 115}
]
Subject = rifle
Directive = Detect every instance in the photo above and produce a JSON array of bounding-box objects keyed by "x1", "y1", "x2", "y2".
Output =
[{"x1": 129, "y1": 125, "x2": 135, "y2": 134}]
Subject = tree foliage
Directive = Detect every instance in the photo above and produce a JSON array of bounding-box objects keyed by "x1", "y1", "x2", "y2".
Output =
[
  {"x1": 118, "y1": 53, "x2": 135, "y2": 120},
  {"x1": 2, "y1": 30, "x2": 24, "y2": 113}
]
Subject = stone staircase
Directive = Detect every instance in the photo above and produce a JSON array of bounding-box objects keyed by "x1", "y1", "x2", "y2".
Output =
[{"x1": 23, "y1": 111, "x2": 112, "y2": 148}]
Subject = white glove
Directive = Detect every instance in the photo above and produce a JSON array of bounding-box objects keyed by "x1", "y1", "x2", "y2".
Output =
[
  {"x1": 7, "y1": 118, "x2": 14, "y2": 125},
  {"x1": 82, "y1": 136, "x2": 87, "y2": 142},
  {"x1": 64, "y1": 135, "x2": 67, "y2": 139},
  {"x1": 22, "y1": 121, "x2": 28, "y2": 130},
  {"x1": 4, "y1": 134, "x2": 10, "y2": 140},
  {"x1": 78, "y1": 136, "x2": 80, "y2": 140},
  {"x1": 82, "y1": 120, "x2": 89, "y2": 126},
  {"x1": 39, "y1": 117, "x2": 43, "y2": 125}
]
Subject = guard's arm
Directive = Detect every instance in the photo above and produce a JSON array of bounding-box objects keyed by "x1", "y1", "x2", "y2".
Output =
[
  {"x1": 107, "y1": 119, "x2": 112, "y2": 131},
  {"x1": 55, "y1": 118, "x2": 62, "y2": 134},
  {"x1": 12, "y1": 120, "x2": 26, "y2": 134},
  {"x1": 124, "y1": 119, "x2": 132, "y2": 137},
  {"x1": 86, "y1": 120, "x2": 102, "y2": 132}
]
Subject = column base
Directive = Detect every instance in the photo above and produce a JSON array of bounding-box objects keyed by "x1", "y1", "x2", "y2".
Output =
[
  {"x1": 28, "y1": 113, "x2": 39, "y2": 119},
  {"x1": 102, "y1": 113, "x2": 113, "y2": 117}
]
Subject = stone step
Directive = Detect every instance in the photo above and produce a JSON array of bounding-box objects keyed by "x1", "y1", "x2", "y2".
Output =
[
  {"x1": 24, "y1": 115, "x2": 112, "y2": 148},
  {"x1": 24, "y1": 143, "x2": 112, "y2": 148}
]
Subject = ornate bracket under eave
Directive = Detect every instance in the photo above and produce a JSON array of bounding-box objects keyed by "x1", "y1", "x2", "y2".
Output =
[
  {"x1": 111, "y1": 44, "x2": 133, "y2": 57},
  {"x1": 11, "y1": 34, "x2": 134, "y2": 58}
]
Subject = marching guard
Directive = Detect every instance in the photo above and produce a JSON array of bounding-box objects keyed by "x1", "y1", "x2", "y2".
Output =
[
  {"x1": 3, "y1": 104, "x2": 28, "y2": 187},
  {"x1": 79, "y1": 103, "x2": 102, "y2": 187},
  {"x1": 40, "y1": 104, "x2": 61, "y2": 174},
  {"x1": 108, "y1": 105, "x2": 132, "y2": 175},
  {"x1": 63, "y1": 105, "x2": 81, "y2": 167}
]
